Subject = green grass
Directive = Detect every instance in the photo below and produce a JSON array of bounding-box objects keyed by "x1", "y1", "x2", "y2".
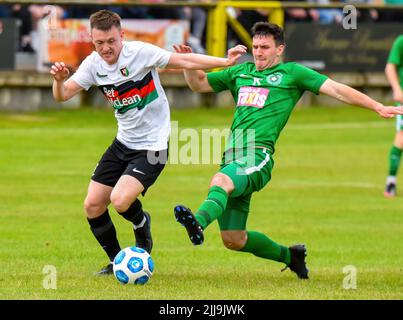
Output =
[{"x1": 0, "y1": 106, "x2": 402, "y2": 300}]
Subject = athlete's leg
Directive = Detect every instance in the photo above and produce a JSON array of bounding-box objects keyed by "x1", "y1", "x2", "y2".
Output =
[
  {"x1": 84, "y1": 180, "x2": 112, "y2": 219},
  {"x1": 174, "y1": 164, "x2": 248, "y2": 245},
  {"x1": 85, "y1": 140, "x2": 127, "y2": 273},
  {"x1": 110, "y1": 148, "x2": 167, "y2": 254},
  {"x1": 111, "y1": 175, "x2": 153, "y2": 253},
  {"x1": 110, "y1": 174, "x2": 144, "y2": 213},
  {"x1": 217, "y1": 150, "x2": 308, "y2": 278},
  {"x1": 193, "y1": 172, "x2": 235, "y2": 229},
  {"x1": 385, "y1": 115, "x2": 403, "y2": 197},
  {"x1": 218, "y1": 195, "x2": 291, "y2": 265},
  {"x1": 84, "y1": 180, "x2": 121, "y2": 272},
  {"x1": 218, "y1": 193, "x2": 308, "y2": 279}
]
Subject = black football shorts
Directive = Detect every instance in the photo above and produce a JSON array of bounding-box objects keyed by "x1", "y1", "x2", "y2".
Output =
[{"x1": 91, "y1": 138, "x2": 168, "y2": 195}]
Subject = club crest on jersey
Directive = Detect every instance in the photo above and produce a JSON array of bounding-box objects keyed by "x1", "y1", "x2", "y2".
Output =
[
  {"x1": 266, "y1": 72, "x2": 283, "y2": 86},
  {"x1": 120, "y1": 67, "x2": 129, "y2": 77}
]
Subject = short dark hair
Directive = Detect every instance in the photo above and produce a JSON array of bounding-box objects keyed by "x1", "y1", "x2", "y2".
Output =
[
  {"x1": 90, "y1": 9, "x2": 121, "y2": 31},
  {"x1": 251, "y1": 22, "x2": 285, "y2": 46}
]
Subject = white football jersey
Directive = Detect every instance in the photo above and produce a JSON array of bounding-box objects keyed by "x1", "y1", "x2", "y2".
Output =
[{"x1": 71, "y1": 41, "x2": 172, "y2": 151}]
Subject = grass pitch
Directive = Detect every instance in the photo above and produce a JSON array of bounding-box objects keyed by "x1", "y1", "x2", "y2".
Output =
[{"x1": 0, "y1": 106, "x2": 402, "y2": 300}]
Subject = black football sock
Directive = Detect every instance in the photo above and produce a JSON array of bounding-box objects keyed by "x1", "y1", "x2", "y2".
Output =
[
  {"x1": 118, "y1": 199, "x2": 145, "y2": 227},
  {"x1": 88, "y1": 209, "x2": 121, "y2": 262}
]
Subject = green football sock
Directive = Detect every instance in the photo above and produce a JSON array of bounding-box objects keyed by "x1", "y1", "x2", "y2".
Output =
[
  {"x1": 240, "y1": 231, "x2": 291, "y2": 265},
  {"x1": 389, "y1": 145, "x2": 402, "y2": 176},
  {"x1": 195, "y1": 186, "x2": 228, "y2": 229}
]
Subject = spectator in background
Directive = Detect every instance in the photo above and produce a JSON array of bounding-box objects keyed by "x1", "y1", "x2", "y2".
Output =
[
  {"x1": 11, "y1": 4, "x2": 65, "y2": 53},
  {"x1": 180, "y1": 1, "x2": 208, "y2": 54},
  {"x1": 11, "y1": 5, "x2": 34, "y2": 52},
  {"x1": 308, "y1": 0, "x2": 344, "y2": 24},
  {"x1": 342, "y1": 0, "x2": 379, "y2": 23},
  {"x1": 282, "y1": 0, "x2": 315, "y2": 22}
]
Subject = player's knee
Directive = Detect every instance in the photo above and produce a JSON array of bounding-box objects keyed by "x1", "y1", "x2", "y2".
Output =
[
  {"x1": 221, "y1": 232, "x2": 246, "y2": 251},
  {"x1": 110, "y1": 192, "x2": 131, "y2": 213},
  {"x1": 83, "y1": 198, "x2": 106, "y2": 218},
  {"x1": 210, "y1": 173, "x2": 234, "y2": 194}
]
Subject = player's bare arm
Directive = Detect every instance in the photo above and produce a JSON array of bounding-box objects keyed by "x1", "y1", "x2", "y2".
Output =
[
  {"x1": 50, "y1": 61, "x2": 83, "y2": 101},
  {"x1": 173, "y1": 44, "x2": 212, "y2": 92},
  {"x1": 172, "y1": 44, "x2": 246, "y2": 93},
  {"x1": 167, "y1": 44, "x2": 247, "y2": 70},
  {"x1": 319, "y1": 78, "x2": 403, "y2": 118},
  {"x1": 385, "y1": 63, "x2": 403, "y2": 103}
]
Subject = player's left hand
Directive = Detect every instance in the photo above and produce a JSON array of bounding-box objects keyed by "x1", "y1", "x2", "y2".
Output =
[
  {"x1": 376, "y1": 104, "x2": 403, "y2": 118},
  {"x1": 227, "y1": 45, "x2": 247, "y2": 66}
]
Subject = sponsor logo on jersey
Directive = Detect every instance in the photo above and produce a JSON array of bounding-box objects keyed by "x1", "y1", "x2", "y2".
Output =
[
  {"x1": 237, "y1": 86, "x2": 269, "y2": 108},
  {"x1": 99, "y1": 71, "x2": 158, "y2": 113},
  {"x1": 96, "y1": 72, "x2": 108, "y2": 78},
  {"x1": 266, "y1": 72, "x2": 283, "y2": 86}
]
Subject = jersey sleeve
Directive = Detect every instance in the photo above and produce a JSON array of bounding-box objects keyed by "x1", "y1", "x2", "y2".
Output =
[
  {"x1": 292, "y1": 63, "x2": 328, "y2": 95},
  {"x1": 138, "y1": 42, "x2": 172, "y2": 69},
  {"x1": 206, "y1": 66, "x2": 236, "y2": 93},
  {"x1": 388, "y1": 36, "x2": 403, "y2": 65},
  {"x1": 70, "y1": 54, "x2": 96, "y2": 91}
]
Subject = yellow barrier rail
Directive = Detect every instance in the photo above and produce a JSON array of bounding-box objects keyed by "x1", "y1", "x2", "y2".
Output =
[{"x1": 207, "y1": 1, "x2": 284, "y2": 57}]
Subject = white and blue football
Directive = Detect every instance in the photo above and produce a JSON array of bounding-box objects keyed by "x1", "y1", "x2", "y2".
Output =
[{"x1": 112, "y1": 246, "x2": 154, "y2": 285}]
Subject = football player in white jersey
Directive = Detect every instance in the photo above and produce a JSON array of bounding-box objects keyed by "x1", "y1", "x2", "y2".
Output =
[{"x1": 50, "y1": 9, "x2": 246, "y2": 275}]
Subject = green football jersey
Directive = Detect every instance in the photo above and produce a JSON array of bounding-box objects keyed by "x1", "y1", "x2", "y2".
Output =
[
  {"x1": 387, "y1": 35, "x2": 403, "y2": 88},
  {"x1": 207, "y1": 61, "x2": 328, "y2": 154}
]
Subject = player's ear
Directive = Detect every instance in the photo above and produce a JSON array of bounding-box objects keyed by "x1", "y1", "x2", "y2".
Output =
[{"x1": 276, "y1": 44, "x2": 285, "y2": 56}]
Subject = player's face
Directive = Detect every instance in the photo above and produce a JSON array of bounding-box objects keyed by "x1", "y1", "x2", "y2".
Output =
[
  {"x1": 91, "y1": 26, "x2": 124, "y2": 65},
  {"x1": 252, "y1": 35, "x2": 284, "y2": 71}
]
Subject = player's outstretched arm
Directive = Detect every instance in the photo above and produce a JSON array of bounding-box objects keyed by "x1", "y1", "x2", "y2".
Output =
[
  {"x1": 319, "y1": 78, "x2": 403, "y2": 118},
  {"x1": 50, "y1": 62, "x2": 83, "y2": 102},
  {"x1": 167, "y1": 44, "x2": 246, "y2": 70},
  {"x1": 172, "y1": 45, "x2": 213, "y2": 93}
]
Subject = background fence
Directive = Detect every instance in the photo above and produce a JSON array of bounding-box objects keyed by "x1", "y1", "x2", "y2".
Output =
[{"x1": 0, "y1": 0, "x2": 402, "y2": 110}]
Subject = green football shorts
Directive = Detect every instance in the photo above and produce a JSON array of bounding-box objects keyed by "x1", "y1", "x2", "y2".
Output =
[{"x1": 217, "y1": 147, "x2": 274, "y2": 231}]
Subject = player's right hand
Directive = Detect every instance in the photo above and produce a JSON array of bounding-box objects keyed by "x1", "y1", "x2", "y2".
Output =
[
  {"x1": 173, "y1": 44, "x2": 193, "y2": 54},
  {"x1": 376, "y1": 104, "x2": 403, "y2": 118},
  {"x1": 227, "y1": 44, "x2": 247, "y2": 66},
  {"x1": 50, "y1": 62, "x2": 69, "y2": 81}
]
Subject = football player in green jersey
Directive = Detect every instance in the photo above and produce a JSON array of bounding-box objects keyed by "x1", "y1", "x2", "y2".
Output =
[
  {"x1": 384, "y1": 35, "x2": 403, "y2": 198},
  {"x1": 173, "y1": 22, "x2": 403, "y2": 279}
]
